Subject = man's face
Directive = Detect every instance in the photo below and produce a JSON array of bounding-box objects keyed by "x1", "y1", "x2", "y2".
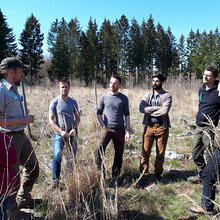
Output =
[
  {"x1": 152, "y1": 77, "x2": 163, "y2": 90},
  {"x1": 13, "y1": 68, "x2": 24, "y2": 85},
  {"x1": 203, "y1": 70, "x2": 216, "y2": 85},
  {"x1": 109, "y1": 77, "x2": 121, "y2": 92},
  {"x1": 59, "y1": 82, "x2": 70, "y2": 96}
]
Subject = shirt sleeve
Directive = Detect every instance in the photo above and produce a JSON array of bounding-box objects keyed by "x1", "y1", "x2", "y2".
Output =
[
  {"x1": 123, "y1": 96, "x2": 130, "y2": 116},
  {"x1": 49, "y1": 99, "x2": 56, "y2": 114},
  {"x1": 97, "y1": 95, "x2": 104, "y2": 115},
  {"x1": 0, "y1": 88, "x2": 5, "y2": 116}
]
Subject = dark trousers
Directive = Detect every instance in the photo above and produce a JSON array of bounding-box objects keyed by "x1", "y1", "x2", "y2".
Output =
[
  {"x1": 192, "y1": 126, "x2": 215, "y2": 177},
  {"x1": 94, "y1": 127, "x2": 125, "y2": 178},
  {"x1": 201, "y1": 148, "x2": 220, "y2": 211}
]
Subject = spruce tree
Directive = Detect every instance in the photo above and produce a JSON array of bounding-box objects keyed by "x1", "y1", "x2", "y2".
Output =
[
  {"x1": 0, "y1": 9, "x2": 17, "y2": 61},
  {"x1": 19, "y1": 14, "x2": 44, "y2": 83},
  {"x1": 48, "y1": 18, "x2": 70, "y2": 80}
]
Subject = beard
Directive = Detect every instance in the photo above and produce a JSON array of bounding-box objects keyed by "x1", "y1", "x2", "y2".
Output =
[{"x1": 153, "y1": 84, "x2": 162, "y2": 90}]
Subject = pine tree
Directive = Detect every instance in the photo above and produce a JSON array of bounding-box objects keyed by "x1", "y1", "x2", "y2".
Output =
[
  {"x1": 0, "y1": 9, "x2": 17, "y2": 61},
  {"x1": 167, "y1": 27, "x2": 180, "y2": 76},
  {"x1": 155, "y1": 23, "x2": 172, "y2": 76},
  {"x1": 19, "y1": 14, "x2": 44, "y2": 83},
  {"x1": 68, "y1": 18, "x2": 81, "y2": 78},
  {"x1": 100, "y1": 19, "x2": 118, "y2": 83},
  {"x1": 114, "y1": 15, "x2": 130, "y2": 81},
  {"x1": 48, "y1": 18, "x2": 70, "y2": 80},
  {"x1": 178, "y1": 34, "x2": 187, "y2": 77},
  {"x1": 128, "y1": 18, "x2": 144, "y2": 85}
]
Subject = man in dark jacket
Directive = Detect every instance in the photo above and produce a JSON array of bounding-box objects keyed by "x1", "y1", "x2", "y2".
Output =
[{"x1": 188, "y1": 66, "x2": 220, "y2": 184}]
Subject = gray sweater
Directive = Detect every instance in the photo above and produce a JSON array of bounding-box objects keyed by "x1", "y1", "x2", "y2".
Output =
[{"x1": 139, "y1": 89, "x2": 172, "y2": 129}]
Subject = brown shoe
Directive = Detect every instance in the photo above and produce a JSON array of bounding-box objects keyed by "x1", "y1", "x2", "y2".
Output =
[
  {"x1": 9, "y1": 207, "x2": 31, "y2": 220},
  {"x1": 190, "y1": 206, "x2": 215, "y2": 215},
  {"x1": 17, "y1": 197, "x2": 42, "y2": 209},
  {"x1": 187, "y1": 176, "x2": 202, "y2": 184},
  {"x1": 48, "y1": 180, "x2": 59, "y2": 191}
]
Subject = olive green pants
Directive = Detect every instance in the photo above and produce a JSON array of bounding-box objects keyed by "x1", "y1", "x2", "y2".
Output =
[
  {"x1": 7, "y1": 131, "x2": 39, "y2": 210},
  {"x1": 192, "y1": 126, "x2": 215, "y2": 177}
]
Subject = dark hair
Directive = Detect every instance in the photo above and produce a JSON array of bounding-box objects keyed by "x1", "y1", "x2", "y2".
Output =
[
  {"x1": 205, "y1": 66, "x2": 219, "y2": 78},
  {"x1": 58, "y1": 79, "x2": 70, "y2": 87},
  {"x1": 153, "y1": 73, "x2": 166, "y2": 82},
  {"x1": 111, "y1": 75, "x2": 122, "y2": 84}
]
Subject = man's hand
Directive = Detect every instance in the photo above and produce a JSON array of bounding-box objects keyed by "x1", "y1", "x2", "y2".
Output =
[
  {"x1": 20, "y1": 115, "x2": 35, "y2": 124},
  {"x1": 125, "y1": 131, "x2": 130, "y2": 142},
  {"x1": 69, "y1": 128, "x2": 76, "y2": 136},
  {"x1": 60, "y1": 130, "x2": 69, "y2": 137}
]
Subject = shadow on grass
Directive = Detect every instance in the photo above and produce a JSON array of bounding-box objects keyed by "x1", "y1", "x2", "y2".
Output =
[
  {"x1": 119, "y1": 169, "x2": 197, "y2": 188},
  {"x1": 119, "y1": 210, "x2": 164, "y2": 220},
  {"x1": 162, "y1": 169, "x2": 196, "y2": 184}
]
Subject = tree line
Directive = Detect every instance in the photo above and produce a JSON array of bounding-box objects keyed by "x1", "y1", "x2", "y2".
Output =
[{"x1": 0, "y1": 9, "x2": 219, "y2": 86}]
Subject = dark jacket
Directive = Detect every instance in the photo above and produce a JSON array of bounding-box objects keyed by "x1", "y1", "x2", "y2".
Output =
[
  {"x1": 196, "y1": 80, "x2": 220, "y2": 127},
  {"x1": 0, "y1": 132, "x2": 18, "y2": 195}
]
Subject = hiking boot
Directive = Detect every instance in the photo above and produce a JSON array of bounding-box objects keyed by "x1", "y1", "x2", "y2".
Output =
[
  {"x1": 155, "y1": 174, "x2": 162, "y2": 182},
  {"x1": 137, "y1": 178, "x2": 148, "y2": 188},
  {"x1": 48, "y1": 180, "x2": 59, "y2": 191},
  {"x1": 9, "y1": 207, "x2": 31, "y2": 220},
  {"x1": 17, "y1": 197, "x2": 42, "y2": 209},
  {"x1": 187, "y1": 175, "x2": 202, "y2": 184},
  {"x1": 190, "y1": 206, "x2": 215, "y2": 215}
]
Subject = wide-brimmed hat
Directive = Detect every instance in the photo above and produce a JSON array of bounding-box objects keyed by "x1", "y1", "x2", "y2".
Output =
[{"x1": 0, "y1": 57, "x2": 27, "y2": 70}]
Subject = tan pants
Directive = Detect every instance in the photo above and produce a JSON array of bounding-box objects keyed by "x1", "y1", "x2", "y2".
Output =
[
  {"x1": 7, "y1": 131, "x2": 39, "y2": 209},
  {"x1": 140, "y1": 124, "x2": 169, "y2": 177}
]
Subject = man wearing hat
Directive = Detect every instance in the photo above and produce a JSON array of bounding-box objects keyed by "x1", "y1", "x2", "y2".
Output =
[
  {"x1": 0, "y1": 57, "x2": 40, "y2": 219},
  {"x1": 138, "y1": 73, "x2": 172, "y2": 185}
]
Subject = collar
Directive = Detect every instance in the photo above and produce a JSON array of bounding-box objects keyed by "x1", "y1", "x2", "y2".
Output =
[{"x1": 0, "y1": 78, "x2": 13, "y2": 90}]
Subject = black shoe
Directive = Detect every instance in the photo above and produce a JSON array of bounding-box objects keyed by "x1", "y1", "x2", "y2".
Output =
[
  {"x1": 137, "y1": 178, "x2": 148, "y2": 188},
  {"x1": 155, "y1": 174, "x2": 162, "y2": 182}
]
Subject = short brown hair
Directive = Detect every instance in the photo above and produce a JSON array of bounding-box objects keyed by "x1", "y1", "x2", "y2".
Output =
[
  {"x1": 205, "y1": 66, "x2": 219, "y2": 78},
  {"x1": 111, "y1": 75, "x2": 122, "y2": 84},
  {"x1": 58, "y1": 79, "x2": 70, "y2": 87}
]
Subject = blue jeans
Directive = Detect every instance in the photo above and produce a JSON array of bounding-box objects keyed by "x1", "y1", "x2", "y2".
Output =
[
  {"x1": 52, "y1": 132, "x2": 77, "y2": 181},
  {"x1": 0, "y1": 196, "x2": 8, "y2": 220},
  {"x1": 201, "y1": 148, "x2": 220, "y2": 211}
]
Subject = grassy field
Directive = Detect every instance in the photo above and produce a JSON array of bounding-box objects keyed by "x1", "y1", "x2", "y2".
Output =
[{"x1": 21, "y1": 78, "x2": 220, "y2": 220}]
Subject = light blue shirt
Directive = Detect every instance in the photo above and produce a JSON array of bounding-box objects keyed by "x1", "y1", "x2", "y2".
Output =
[
  {"x1": 0, "y1": 78, "x2": 26, "y2": 132},
  {"x1": 49, "y1": 96, "x2": 79, "y2": 131}
]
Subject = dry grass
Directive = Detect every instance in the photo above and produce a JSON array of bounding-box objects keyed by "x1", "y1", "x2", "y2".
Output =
[{"x1": 12, "y1": 78, "x2": 220, "y2": 219}]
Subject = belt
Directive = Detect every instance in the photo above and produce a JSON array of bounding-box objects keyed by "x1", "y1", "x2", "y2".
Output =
[
  {"x1": 148, "y1": 123, "x2": 163, "y2": 127},
  {"x1": 6, "y1": 130, "x2": 24, "y2": 135}
]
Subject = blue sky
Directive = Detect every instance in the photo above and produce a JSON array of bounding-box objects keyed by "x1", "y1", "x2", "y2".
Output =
[{"x1": 1, "y1": 0, "x2": 220, "y2": 56}]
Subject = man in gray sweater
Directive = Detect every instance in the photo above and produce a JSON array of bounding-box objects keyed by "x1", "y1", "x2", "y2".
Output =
[
  {"x1": 139, "y1": 73, "x2": 172, "y2": 184},
  {"x1": 94, "y1": 75, "x2": 130, "y2": 185}
]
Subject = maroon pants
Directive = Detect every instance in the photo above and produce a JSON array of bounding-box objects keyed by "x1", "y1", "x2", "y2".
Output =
[
  {"x1": 140, "y1": 124, "x2": 169, "y2": 177},
  {"x1": 94, "y1": 127, "x2": 125, "y2": 178}
]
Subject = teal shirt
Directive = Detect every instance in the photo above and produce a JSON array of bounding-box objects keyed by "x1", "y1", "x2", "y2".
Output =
[{"x1": 0, "y1": 78, "x2": 26, "y2": 132}]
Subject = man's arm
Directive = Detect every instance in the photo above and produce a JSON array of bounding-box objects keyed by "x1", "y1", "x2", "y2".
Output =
[
  {"x1": 0, "y1": 115, "x2": 34, "y2": 128},
  {"x1": 49, "y1": 112, "x2": 68, "y2": 137},
  {"x1": 139, "y1": 100, "x2": 160, "y2": 114},
  {"x1": 125, "y1": 115, "x2": 130, "y2": 141},
  {"x1": 97, "y1": 114, "x2": 106, "y2": 128},
  {"x1": 69, "y1": 111, "x2": 80, "y2": 136},
  {"x1": 150, "y1": 95, "x2": 172, "y2": 117}
]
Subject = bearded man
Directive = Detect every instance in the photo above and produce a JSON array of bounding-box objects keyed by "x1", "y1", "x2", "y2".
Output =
[{"x1": 138, "y1": 73, "x2": 172, "y2": 184}]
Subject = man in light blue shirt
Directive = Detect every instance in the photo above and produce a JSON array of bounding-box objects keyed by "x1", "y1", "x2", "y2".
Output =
[
  {"x1": 0, "y1": 57, "x2": 40, "y2": 218},
  {"x1": 49, "y1": 79, "x2": 80, "y2": 189}
]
